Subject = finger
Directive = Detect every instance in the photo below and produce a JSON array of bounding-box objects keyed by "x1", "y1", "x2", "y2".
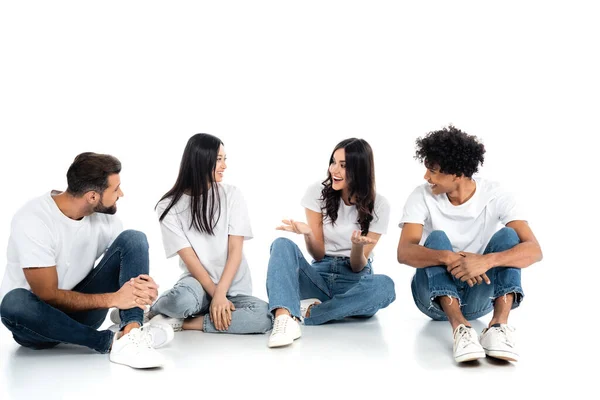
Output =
[
  {"x1": 134, "y1": 280, "x2": 159, "y2": 290},
  {"x1": 230, "y1": 302, "x2": 236, "y2": 311},
  {"x1": 481, "y1": 273, "x2": 491, "y2": 284},
  {"x1": 475, "y1": 275, "x2": 483, "y2": 285},
  {"x1": 467, "y1": 279, "x2": 474, "y2": 287}
]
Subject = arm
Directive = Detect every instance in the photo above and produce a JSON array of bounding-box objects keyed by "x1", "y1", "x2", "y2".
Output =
[
  {"x1": 448, "y1": 221, "x2": 542, "y2": 282},
  {"x1": 304, "y1": 208, "x2": 325, "y2": 261},
  {"x1": 213, "y1": 235, "x2": 244, "y2": 297},
  {"x1": 23, "y1": 267, "x2": 152, "y2": 312},
  {"x1": 482, "y1": 220, "x2": 543, "y2": 269},
  {"x1": 210, "y1": 235, "x2": 244, "y2": 331},
  {"x1": 177, "y1": 247, "x2": 217, "y2": 297},
  {"x1": 349, "y1": 231, "x2": 381, "y2": 272},
  {"x1": 397, "y1": 223, "x2": 455, "y2": 268}
]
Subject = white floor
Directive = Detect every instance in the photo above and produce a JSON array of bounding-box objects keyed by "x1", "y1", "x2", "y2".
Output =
[{"x1": 0, "y1": 265, "x2": 593, "y2": 400}]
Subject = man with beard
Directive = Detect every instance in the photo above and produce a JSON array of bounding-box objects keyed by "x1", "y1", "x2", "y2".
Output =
[{"x1": 0, "y1": 152, "x2": 173, "y2": 369}]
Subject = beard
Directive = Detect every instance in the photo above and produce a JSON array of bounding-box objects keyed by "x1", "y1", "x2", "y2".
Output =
[{"x1": 93, "y1": 196, "x2": 117, "y2": 215}]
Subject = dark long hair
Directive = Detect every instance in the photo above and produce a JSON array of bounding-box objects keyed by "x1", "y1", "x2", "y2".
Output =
[
  {"x1": 157, "y1": 133, "x2": 223, "y2": 235},
  {"x1": 320, "y1": 138, "x2": 376, "y2": 235}
]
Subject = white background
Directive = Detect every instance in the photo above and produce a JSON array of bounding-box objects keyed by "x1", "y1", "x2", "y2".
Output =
[{"x1": 0, "y1": 1, "x2": 598, "y2": 399}]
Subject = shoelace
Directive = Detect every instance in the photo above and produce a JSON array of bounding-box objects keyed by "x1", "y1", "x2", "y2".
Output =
[
  {"x1": 272, "y1": 317, "x2": 288, "y2": 335},
  {"x1": 130, "y1": 327, "x2": 154, "y2": 349},
  {"x1": 456, "y1": 326, "x2": 477, "y2": 349}
]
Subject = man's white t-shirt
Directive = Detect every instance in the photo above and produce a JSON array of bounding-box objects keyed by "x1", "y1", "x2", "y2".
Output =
[
  {"x1": 301, "y1": 182, "x2": 390, "y2": 259},
  {"x1": 0, "y1": 191, "x2": 123, "y2": 301},
  {"x1": 399, "y1": 178, "x2": 525, "y2": 254},
  {"x1": 156, "y1": 183, "x2": 253, "y2": 297}
]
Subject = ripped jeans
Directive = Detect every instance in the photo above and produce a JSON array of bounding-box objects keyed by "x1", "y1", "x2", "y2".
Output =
[{"x1": 411, "y1": 228, "x2": 524, "y2": 321}]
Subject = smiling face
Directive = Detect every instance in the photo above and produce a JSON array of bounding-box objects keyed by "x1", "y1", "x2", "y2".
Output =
[
  {"x1": 423, "y1": 163, "x2": 458, "y2": 195},
  {"x1": 213, "y1": 145, "x2": 227, "y2": 183},
  {"x1": 329, "y1": 148, "x2": 347, "y2": 191}
]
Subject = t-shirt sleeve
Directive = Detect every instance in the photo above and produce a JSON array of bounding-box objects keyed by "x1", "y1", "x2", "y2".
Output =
[
  {"x1": 496, "y1": 190, "x2": 526, "y2": 225},
  {"x1": 300, "y1": 182, "x2": 323, "y2": 213},
  {"x1": 399, "y1": 186, "x2": 429, "y2": 228},
  {"x1": 11, "y1": 214, "x2": 56, "y2": 269},
  {"x1": 156, "y1": 200, "x2": 191, "y2": 258},
  {"x1": 228, "y1": 188, "x2": 253, "y2": 239},
  {"x1": 369, "y1": 194, "x2": 391, "y2": 234}
]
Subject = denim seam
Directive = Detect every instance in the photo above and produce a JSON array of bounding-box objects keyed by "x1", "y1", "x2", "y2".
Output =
[
  {"x1": 493, "y1": 286, "x2": 524, "y2": 300},
  {"x1": 1, "y1": 316, "x2": 112, "y2": 354}
]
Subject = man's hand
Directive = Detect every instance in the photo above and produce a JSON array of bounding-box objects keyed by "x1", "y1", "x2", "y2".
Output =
[
  {"x1": 447, "y1": 252, "x2": 491, "y2": 285},
  {"x1": 113, "y1": 274, "x2": 159, "y2": 310}
]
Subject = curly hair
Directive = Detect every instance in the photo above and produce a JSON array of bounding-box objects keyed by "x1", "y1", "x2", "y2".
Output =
[
  {"x1": 321, "y1": 138, "x2": 375, "y2": 235},
  {"x1": 414, "y1": 125, "x2": 485, "y2": 178}
]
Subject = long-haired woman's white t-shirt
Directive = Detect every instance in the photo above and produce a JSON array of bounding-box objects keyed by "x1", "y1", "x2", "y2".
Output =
[
  {"x1": 301, "y1": 182, "x2": 390, "y2": 259},
  {"x1": 156, "y1": 183, "x2": 253, "y2": 297}
]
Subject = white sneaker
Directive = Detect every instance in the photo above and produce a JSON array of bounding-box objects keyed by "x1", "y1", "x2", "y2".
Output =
[
  {"x1": 109, "y1": 327, "x2": 165, "y2": 369},
  {"x1": 453, "y1": 324, "x2": 486, "y2": 363},
  {"x1": 148, "y1": 314, "x2": 184, "y2": 332},
  {"x1": 268, "y1": 315, "x2": 301, "y2": 348},
  {"x1": 108, "y1": 322, "x2": 173, "y2": 349},
  {"x1": 144, "y1": 323, "x2": 175, "y2": 349},
  {"x1": 480, "y1": 324, "x2": 519, "y2": 362},
  {"x1": 300, "y1": 298, "x2": 321, "y2": 321},
  {"x1": 109, "y1": 308, "x2": 152, "y2": 325}
]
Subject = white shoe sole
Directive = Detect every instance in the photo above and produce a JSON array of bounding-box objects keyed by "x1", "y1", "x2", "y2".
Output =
[
  {"x1": 109, "y1": 355, "x2": 164, "y2": 369},
  {"x1": 267, "y1": 331, "x2": 301, "y2": 348},
  {"x1": 455, "y1": 350, "x2": 486, "y2": 363},
  {"x1": 485, "y1": 349, "x2": 519, "y2": 362}
]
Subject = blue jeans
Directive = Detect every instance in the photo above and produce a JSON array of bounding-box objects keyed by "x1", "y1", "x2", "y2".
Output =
[
  {"x1": 151, "y1": 275, "x2": 273, "y2": 334},
  {"x1": 266, "y1": 237, "x2": 396, "y2": 326},
  {"x1": 411, "y1": 228, "x2": 524, "y2": 321},
  {"x1": 0, "y1": 230, "x2": 149, "y2": 353}
]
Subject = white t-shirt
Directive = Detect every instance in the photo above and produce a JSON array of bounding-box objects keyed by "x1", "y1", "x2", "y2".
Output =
[
  {"x1": 156, "y1": 183, "x2": 253, "y2": 297},
  {"x1": 0, "y1": 191, "x2": 123, "y2": 301},
  {"x1": 301, "y1": 181, "x2": 390, "y2": 259},
  {"x1": 399, "y1": 178, "x2": 525, "y2": 254}
]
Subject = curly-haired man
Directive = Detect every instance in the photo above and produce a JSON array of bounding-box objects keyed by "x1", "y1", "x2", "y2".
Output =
[{"x1": 397, "y1": 125, "x2": 542, "y2": 363}]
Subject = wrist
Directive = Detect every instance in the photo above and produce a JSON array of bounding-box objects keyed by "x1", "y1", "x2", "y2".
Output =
[
  {"x1": 484, "y1": 253, "x2": 498, "y2": 269},
  {"x1": 213, "y1": 287, "x2": 227, "y2": 298},
  {"x1": 441, "y1": 250, "x2": 454, "y2": 265},
  {"x1": 106, "y1": 293, "x2": 116, "y2": 308}
]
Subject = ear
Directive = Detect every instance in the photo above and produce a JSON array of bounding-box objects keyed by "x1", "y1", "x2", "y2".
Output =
[{"x1": 85, "y1": 191, "x2": 99, "y2": 204}]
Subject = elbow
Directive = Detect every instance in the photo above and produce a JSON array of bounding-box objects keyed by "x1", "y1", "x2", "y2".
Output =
[
  {"x1": 397, "y1": 248, "x2": 407, "y2": 265},
  {"x1": 536, "y1": 245, "x2": 543, "y2": 263},
  {"x1": 33, "y1": 288, "x2": 58, "y2": 304}
]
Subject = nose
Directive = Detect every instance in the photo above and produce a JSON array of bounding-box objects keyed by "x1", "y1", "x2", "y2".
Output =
[{"x1": 423, "y1": 170, "x2": 430, "y2": 181}]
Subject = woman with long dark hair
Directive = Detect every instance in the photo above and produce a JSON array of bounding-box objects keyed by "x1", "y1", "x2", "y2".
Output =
[
  {"x1": 147, "y1": 133, "x2": 272, "y2": 334},
  {"x1": 266, "y1": 138, "x2": 396, "y2": 348}
]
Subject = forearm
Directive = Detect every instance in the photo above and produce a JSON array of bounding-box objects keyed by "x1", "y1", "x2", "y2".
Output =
[
  {"x1": 485, "y1": 242, "x2": 543, "y2": 269},
  {"x1": 304, "y1": 232, "x2": 325, "y2": 261},
  {"x1": 350, "y1": 244, "x2": 368, "y2": 272},
  {"x1": 398, "y1": 244, "x2": 453, "y2": 268},
  {"x1": 214, "y1": 253, "x2": 242, "y2": 297},
  {"x1": 46, "y1": 289, "x2": 113, "y2": 313},
  {"x1": 188, "y1": 266, "x2": 217, "y2": 298}
]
